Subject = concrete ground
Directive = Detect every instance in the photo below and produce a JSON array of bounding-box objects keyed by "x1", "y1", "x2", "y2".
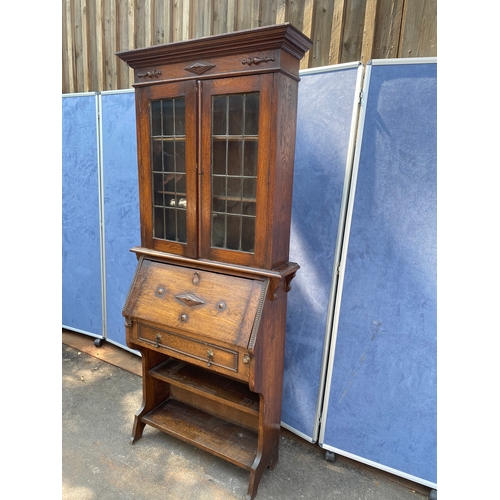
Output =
[{"x1": 62, "y1": 332, "x2": 433, "y2": 500}]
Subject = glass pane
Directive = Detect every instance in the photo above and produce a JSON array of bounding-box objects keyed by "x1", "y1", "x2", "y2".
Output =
[
  {"x1": 163, "y1": 142, "x2": 175, "y2": 172},
  {"x1": 154, "y1": 207, "x2": 164, "y2": 239},
  {"x1": 245, "y1": 94, "x2": 259, "y2": 135},
  {"x1": 227, "y1": 177, "x2": 242, "y2": 198},
  {"x1": 227, "y1": 177, "x2": 242, "y2": 214},
  {"x1": 152, "y1": 140, "x2": 163, "y2": 171},
  {"x1": 165, "y1": 209, "x2": 176, "y2": 240},
  {"x1": 243, "y1": 178, "x2": 256, "y2": 199},
  {"x1": 212, "y1": 140, "x2": 227, "y2": 175},
  {"x1": 212, "y1": 176, "x2": 226, "y2": 213},
  {"x1": 210, "y1": 92, "x2": 259, "y2": 254},
  {"x1": 151, "y1": 101, "x2": 162, "y2": 136},
  {"x1": 175, "y1": 99, "x2": 185, "y2": 135},
  {"x1": 226, "y1": 215, "x2": 241, "y2": 250},
  {"x1": 177, "y1": 209, "x2": 187, "y2": 242},
  {"x1": 175, "y1": 173, "x2": 186, "y2": 196},
  {"x1": 241, "y1": 218, "x2": 255, "y2": 252},
  {"x1": 176, "y1": 141, "x2": 186, "y2": 173},
  {"x1": 153, "y1": 173, "x2": 164, "y2": 205},
  {"x1": 243, "y1": 140, "x2": 258, "y2": 177},
  {"x1": 162, "y1": 100, "x2": 174, "y2": 136},
  {"x1": 227, "y1": 140, "x2": 243, "y2": 176},
  {"x1": 212, "y1": 214, "x2": 225, "y2": 248},
  {"x1": 212, "y1": 176, "x2": 226, "y2": 197},
  {"x1": 213, "y1": 96, "x2": 227, "y2": 135},
  {"x1": 242, "y1": 201, "x2": 256, "y2": 216},
  {"x1": 150, "y1": 96, "x2": 187, "y2": 244},
  {"x1": 164, "y1": 173, "x2": 176, "y2": 193},
  {"x1": 228, "y1": 95, "x2": 244, "y2": 135}
]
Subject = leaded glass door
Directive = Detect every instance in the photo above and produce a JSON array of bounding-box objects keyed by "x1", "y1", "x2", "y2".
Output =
[
  {"x1": 136, "y1": 80, "x2": 198, "y2": 257},
  {"x1": 199, "y1": 74, "x2": 272, "y2": 267}
]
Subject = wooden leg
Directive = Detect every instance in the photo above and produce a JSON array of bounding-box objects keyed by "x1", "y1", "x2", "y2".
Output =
[
  {"x1": 246, "y1": 394, "x2": 281, "y2": 500},
  {"x1": 130, "y1": 415, "x2": 146, "y2": 444},
  {"x1": 130, "y1": 348, "x2": 170, "y2": 445}
]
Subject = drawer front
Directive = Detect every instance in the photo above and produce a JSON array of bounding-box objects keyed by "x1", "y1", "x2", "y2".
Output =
[
  {"x1": 138, "y1": 323, "x2": 239, "y2": 373},
  {"x1": 133, "y1": 50, "x2": 281, "y2": 86}
]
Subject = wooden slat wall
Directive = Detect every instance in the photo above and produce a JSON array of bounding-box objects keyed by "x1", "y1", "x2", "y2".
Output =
[{"x1": 62, "y1": 0, "x2": 437, "y2": 94}]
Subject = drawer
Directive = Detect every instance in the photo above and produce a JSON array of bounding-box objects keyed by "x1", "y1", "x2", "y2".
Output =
[
  {"x1": 137, "y1": 323, "x2": 239, "y2": 373},
  {"x1": 132, "y1": 49, "x2": 282, "y2": 86}
]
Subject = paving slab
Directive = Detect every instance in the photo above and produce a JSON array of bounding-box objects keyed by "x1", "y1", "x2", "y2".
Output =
[{"x1": 62, "y1": 342, "x2": 430, "y2": 500}]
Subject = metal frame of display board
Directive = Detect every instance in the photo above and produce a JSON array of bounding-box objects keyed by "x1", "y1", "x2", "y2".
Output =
[
  {"x1": 319, "y1": 57, "x2": 437, "y2": 488},
  {"x1": 281, "y1": 62, "x2": 364, "y2": 442}
]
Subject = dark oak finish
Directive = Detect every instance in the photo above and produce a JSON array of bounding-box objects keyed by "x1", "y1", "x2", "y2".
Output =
[{"x1": 118, "y1": 23, "x2": 311, "y2": 500}]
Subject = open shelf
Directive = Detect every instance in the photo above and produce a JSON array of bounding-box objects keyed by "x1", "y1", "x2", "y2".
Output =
[
  {"x1": 142, "y1": 399, "x2": 258, "y2": 470},
  {"x1": 150, "y1": 358, "x2": 260, "y2": 416}
]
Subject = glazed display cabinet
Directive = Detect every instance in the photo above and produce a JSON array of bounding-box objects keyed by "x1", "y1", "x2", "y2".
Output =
[{"x1": 117, "y1": 23, "x2": 312, "y2": 500}]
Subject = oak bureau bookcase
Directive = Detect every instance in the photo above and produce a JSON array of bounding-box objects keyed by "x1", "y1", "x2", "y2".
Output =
[{"x1": 117, "y1": 24, "x2": 312, "y2": 499}]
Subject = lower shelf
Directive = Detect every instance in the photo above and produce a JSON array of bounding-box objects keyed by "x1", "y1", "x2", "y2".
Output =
[{"x1": 142, "y1": 398, "x2": 258, "y2": 470}]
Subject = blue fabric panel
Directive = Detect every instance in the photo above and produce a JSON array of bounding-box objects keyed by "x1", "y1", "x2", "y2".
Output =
[
  {"x1": 281, "y1": 67, "x2": 360, "y2": 439},
  {"x1": 101, "y1": 92, "x2": 140, "y2": 347},
  {"x1": 322, "y1": 62, "x2": 437, "y2": 484},
  {"x1": 62, "y1": 94, "x2": 103, "y2": 335}
]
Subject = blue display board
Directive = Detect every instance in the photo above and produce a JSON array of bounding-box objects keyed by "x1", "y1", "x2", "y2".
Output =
[
  {"x1": 320, "y1": 60, "x2": 437, "y2": 486},
  {"x1": 100, "y1": 91, "x2": 140, "y2": 348},
  {"x1": 62, "y1": 93, "x2": 103, "y2": 336},
  {"x1": 281, "y1": 64, "x2": 363, "y2": 441}
]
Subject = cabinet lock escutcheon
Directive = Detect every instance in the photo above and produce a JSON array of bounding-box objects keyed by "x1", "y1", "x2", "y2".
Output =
[{"x1": 206, "y1": 349, "x2": 214, "y2": 366}]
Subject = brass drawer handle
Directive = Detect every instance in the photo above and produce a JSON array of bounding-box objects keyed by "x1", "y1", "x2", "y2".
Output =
[
  {"x1": 206, "y1": 349, "x2": 214, "y2": 367},
  {"x1": 243, "y1": 354, "x2": 251, "y2": 365}
]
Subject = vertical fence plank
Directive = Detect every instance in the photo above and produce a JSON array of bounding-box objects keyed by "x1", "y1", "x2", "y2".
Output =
[
  {"x1": 64, "y1": 0, "x2": 76, "y2": 94},
  {"x1": 310, "y1": 0, "x2": 335, "y2": 67},
  {"x1": 399, "y1": 0, "x2": 437, "y2": 58},
  {"x1": 276, "y1": 0, "x2": 288, "y2": 24},
  {"x1": 299, "y1": 0, "x2": 314, "y2": 68},
  {"x1": 372, "y1": 0, "x2": 404, "y2": 59},
  {"x1": 235, "y1": 0, "x2": 259, "y2": 31},
  {"x1": 103, "y1": 0, "x2": 118, "y2": 89},
  {"x1": 95, "y1": 0, "x2": 104, "y2": 91},
  {"x1": 361, "y1": 0, "x2": 378, "y2": 63},
  {"x1": 116, "y1": 0, "x2": 134, "y2": 89},
  {"x1": 213, "y1": 0, "x2": 227, "y2": 34},
  {"x1": 62, "y1": 1, "x2": 70, "y2": 94},
  {"x1": 192, "y1": 0, "x2": 213, "y2": 38},
  {"x1": 77, "y1": 0, "x2": 91, "y2": 91},
  {"x1": 259, "y1": 0, "x2": 276, "y2": 27},
  {"x1": 135, "y1": 0, "x2": 146, "y2": 48},
  {"x1": 153, "y1": 0, "x2": 165, "y2": 44},
  {"x1": 340, "y1": 0, "x2": 366, "y2": 63},
  {"x1": 329, "y1": 0, "x2": 346, "y2": 65}
]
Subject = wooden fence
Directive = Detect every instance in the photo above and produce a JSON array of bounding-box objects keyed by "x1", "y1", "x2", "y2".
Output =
[{"x1": 62, "y1": 0, "x2": 436, "y2": 94}]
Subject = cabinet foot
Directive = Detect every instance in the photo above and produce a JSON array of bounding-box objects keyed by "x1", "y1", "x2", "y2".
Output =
[
  {"x1": 94, "y1": 337, "x2": 105, "y2": 347},
  {"x1": 325, "y1": 451, "x2": 336, "y2": 462},
  {"x1": 130, "y1": 417, "x2": 145, "y2": 444},
  {"x1": 429, "y1": 489, "x2": 437, "y2": 500}
]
